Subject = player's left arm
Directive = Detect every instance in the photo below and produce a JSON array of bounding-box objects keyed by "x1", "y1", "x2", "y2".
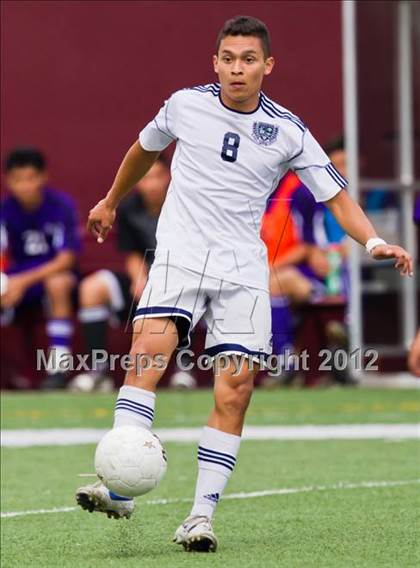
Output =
[
  {"x1": 325, "y1": 189, "x2": 413, "y2": 276},
  {"x1": 289, "y1": 127, "x2": 413, "y2": 277}
]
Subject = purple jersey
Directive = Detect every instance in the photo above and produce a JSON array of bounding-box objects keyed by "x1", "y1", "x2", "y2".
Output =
[
  {"x1": 414, "y1": 195, "x2": 420, "y2": 225},
  {"x1": 291, "y1": 184, "x2": 326, "y2": 246},
  {"x1": 291, "y1": 183, "x2": 346, "y2": 246},
  {"x1": 1, "y1": 187, "x2": 81, "y2": 272},
  {"x1": 291, "y1": 183, "x2": 349, "y2": 298}
]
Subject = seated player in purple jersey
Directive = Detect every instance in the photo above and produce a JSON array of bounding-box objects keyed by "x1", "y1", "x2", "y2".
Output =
[
  {"x1": 0, "y1": 147, "x2": 81, "y2": 389},
  {"x1": 73, "y1": 157, "x2": 196, "y2": 390},
  {"x1": 266, "y1": 138, "x2": 353, "y2": 386},
  {"x1": 292, "y1": 136, "x2": 349, "y2": 303}
]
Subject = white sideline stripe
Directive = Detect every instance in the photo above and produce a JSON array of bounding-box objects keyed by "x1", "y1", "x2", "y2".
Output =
[
  {"x1": 1, "y1": 424, "x2": 419, "y2": 447},
  {"x1": 2, "y1": 479, "x2": 419, "y2": 519},
  {"x1": 2, "y1": 507, "x2": 78, "y2": 518}
]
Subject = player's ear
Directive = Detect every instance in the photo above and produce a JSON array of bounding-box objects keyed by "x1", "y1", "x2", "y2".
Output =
[
  {"x1": 264, "y1": 57, "x2": 275, "y2": 76},
  {"x1": 213, "y1": 54, "x2": 219, "y2": 73}
]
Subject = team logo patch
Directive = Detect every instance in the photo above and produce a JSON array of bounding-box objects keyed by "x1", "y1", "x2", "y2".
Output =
[{"x1": 252, "y1": 122, "x2": 278, "y2": 146}]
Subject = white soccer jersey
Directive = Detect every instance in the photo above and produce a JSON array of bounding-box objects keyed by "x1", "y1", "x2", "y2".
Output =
[{"x1": 139, "y1": 82, "x2": 346, "y2": 290}]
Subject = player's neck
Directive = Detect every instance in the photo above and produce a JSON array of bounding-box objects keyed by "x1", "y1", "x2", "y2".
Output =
[
  {"x1": 219, "y1": 90, "x2": 260, "y2": 113},
  {"x1": 20, "y1": 191, "x2": 44, "y2": 212}
]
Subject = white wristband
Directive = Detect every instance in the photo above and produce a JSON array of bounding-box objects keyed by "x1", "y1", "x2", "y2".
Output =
[{"x1": 365, "y1": 237, "x2": 387, "y2": 255}]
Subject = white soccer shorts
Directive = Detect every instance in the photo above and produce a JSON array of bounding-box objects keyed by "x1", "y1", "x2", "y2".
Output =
[{"x1": 133, "y1": 263, "x2": 272, "y2": 363}]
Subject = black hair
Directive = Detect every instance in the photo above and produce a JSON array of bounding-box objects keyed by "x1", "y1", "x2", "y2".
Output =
[
  {"x1": 4, "y1": 147, "x2": 46, "y2": 172},
  {"x1": 216, "y1": 15, "x2": 271, "y2": 58},
  {"x1": 324, "y1": 135, "x2": 345, "y2": 156}
]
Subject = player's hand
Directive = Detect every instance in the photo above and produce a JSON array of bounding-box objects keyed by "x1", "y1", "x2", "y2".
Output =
[
  {"x1": 87, "y1": 199, "x2": 116, "y2": 243},
  {"x1": 307, "y1": 247, "x2": 330, "y2": 278},
  {"x1": 0, "y1": 274, "x2": 29, "y2": 308},
  {"x1": 370, "y1": 244, "x2": 413, "y2": 277}
]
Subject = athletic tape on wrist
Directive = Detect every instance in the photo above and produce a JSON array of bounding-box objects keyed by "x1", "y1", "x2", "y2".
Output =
[{"x1": 365, "y1": 237, "x2": 387, "y2": 255}]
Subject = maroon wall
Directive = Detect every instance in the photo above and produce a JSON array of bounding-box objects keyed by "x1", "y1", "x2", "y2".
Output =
[
  {"x1": 1, "y1": 0, "x2": 342, "y2": 271},
  {"x1": 357, "y1": 1, "x2": 420, "y2": 180}
]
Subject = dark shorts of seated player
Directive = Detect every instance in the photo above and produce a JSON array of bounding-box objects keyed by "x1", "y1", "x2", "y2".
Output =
[
  {"x1": 132, "y1": 263, "x2": 272, "y2": 363},
  {"x1": 297, "y1": 262, "x2": 349, "y2": 301}
]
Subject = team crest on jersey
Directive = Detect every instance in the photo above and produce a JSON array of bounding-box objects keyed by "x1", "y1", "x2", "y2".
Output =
[{"x1": 252, "y1": 122, "x2": 278, "y2": 146}]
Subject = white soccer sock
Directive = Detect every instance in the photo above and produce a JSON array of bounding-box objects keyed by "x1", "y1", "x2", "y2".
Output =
[
  {"x1": 190, "y1": 426, "x2": 241, "y2": 519},
  {"x1": 113, "y1": 385, "x2": 155, "y2": 430}
]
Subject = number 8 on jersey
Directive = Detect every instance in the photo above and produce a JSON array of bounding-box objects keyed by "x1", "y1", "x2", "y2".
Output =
[{"x1": 221, "y1": 132, "x2": 240, "y2": 163}]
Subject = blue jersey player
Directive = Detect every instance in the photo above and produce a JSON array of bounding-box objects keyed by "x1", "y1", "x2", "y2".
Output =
[{"x1": 1, "y1": 147, "x2": 81, "y2": 388}]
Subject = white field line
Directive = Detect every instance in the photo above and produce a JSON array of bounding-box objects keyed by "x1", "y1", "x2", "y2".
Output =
[
  {"x1": 2, "y1": 478, "x2": 419, "y2": 519},
  {"x1": 1, "y1": 424, "x2": 420, "y2": 448}
]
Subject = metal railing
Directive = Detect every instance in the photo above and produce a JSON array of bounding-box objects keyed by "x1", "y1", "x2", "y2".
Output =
[{"x1": 342, "y1": 0, "x2": 418, "y2": 368}]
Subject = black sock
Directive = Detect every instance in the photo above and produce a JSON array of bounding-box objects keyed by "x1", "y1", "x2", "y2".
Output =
[{"x1": 78, "y1": 306, "x2": 110, "y2": 372}]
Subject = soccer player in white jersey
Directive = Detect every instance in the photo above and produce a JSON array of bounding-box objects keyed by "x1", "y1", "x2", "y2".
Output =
[{"x1": 76, "y1": 16, "x2": 413, "y2": 552}]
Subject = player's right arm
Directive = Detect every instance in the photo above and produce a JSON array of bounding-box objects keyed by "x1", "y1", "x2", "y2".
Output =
[
  {"x1": 87, "y1": 142, "x2": 159, "y2": 243},
  {"x1": 88, "y1": 91, "x2": 179, "y2": 242}
]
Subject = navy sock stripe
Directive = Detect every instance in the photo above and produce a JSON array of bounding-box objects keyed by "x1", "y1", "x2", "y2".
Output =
[
  {"x1": 115, "y1": 400, "x2": 154, "y2": 415},
  {"x1": 198, "y1": 453, "x2": 235, "y2": 471},
  {"x1": 116, "y1": 398, "x2": 155, "y2": 417},
  {"x1": 115, "y1": 406, "x2": 153, "y2": 423},
  {"x1": 198, "y1": 455, "x2": 234, "y2": 472},
  {"x1": 114, "y1": 403, "x2": 154, "y2": 422},
  {"x1": 117, "y1": 398, "x2": 154, "y2": 411},
  {"x1": 48, "y1": 337, "x2": 71, "y2": 346},
  {"x1": 117, "y1": 398, "x2": 155, "y2": 414},
  {"x1": 115, "y1": 401, "x2": 154, "y2": 418},
  {"x1": 198, "y1": 445, "x2": 236, "y2": 465},
  {"x1": 198, "y1": 446, "x2": 236, "y2": 462}
]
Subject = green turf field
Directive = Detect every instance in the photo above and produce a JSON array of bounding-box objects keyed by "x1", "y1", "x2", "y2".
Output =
[
  {"x1": 2, "y1": 388, "x2": 420, "y2": 429},
  {"x1": 2, "y1": 389, "x2": 420, "y2": 567}
]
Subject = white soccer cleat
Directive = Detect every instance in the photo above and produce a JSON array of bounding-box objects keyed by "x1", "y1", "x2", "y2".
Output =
[
  {"x1": 75, "y1": 481, "x2": 134, "y2": 519},
  {"x1": 173, "y1": 515, "x2": 218, "y2": 552}
]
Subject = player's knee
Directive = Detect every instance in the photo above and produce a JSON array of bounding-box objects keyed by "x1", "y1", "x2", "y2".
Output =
[
  {"x1": 131, "y1": 318, "x2": 178, "y2": 357},
  {"x1": 130, "y1": 332, "x2": 159, "y2": 360},
  {"x1": 130, "y1": 322, "x2": 174, "y2": 359},
  {"x1": 270, "y1": 266, "x2": 297, "y2": 294},
  {"x1": 79, "y1": 273, "x2": 109, "y2": 307},
  {"x1": 44, "y1": 272, "x2": 74, "y2": 298}
]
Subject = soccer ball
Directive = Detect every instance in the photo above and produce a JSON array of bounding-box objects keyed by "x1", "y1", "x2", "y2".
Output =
[{"x1": 94, "y1": 425, "x2": 167, "y2": 497}]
